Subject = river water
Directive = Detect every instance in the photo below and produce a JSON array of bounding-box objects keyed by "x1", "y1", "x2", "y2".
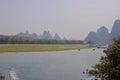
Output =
[{"x1": 0, "y1": 48, "x2": 105, "y2": 80}]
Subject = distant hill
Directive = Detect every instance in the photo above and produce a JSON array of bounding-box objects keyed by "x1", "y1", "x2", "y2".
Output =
[
  {"x1": 16, "y1": 31, "x2": 35, "y2": 38},
  {"x1": 41, "y1": 31, "x2": 52, "y2": 39},
  {"x1": 0, "y1": 35, "x2": 6, "y2": 37},
  {"x1": 110, "y1": 20, "x2": 120, "y2": 40},
  {"x1": 85, "y1": 32, "x2": 98, "y2": 44},
  {"x1": 53, "y1": 33, "x2": 61, "y2": 40},
  {"x1": 96, "y1": 26, "x2": 109, "y2": 39},
  {"x1": 85, "y1": 26, "x2": 110, "y2": 45},
  {"x1": 16, "y1": 31, "x2": 62, "y2": 40},
  {"x1": 85, "y1": 19, "x2": 120, "y2": 46}
]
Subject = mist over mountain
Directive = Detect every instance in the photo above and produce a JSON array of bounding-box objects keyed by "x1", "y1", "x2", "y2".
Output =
[
  {"x1": 16, "y1": 31, "x2": 63, "y2": 40},
  {"x1": 31, "y1": 33, "x2": 39, "y2": 39},
  {"x1": 41, "y1": 31, "x2": 52, "y2": 39},
  {"x1": 16, "y1": 31, "x2": 31, "y2": 38},
  {"x1": 85, "y1": 26, "x2": 110, "y2": 45},
  {"x1": 110, "y1": 20, "x2": 120, "y2": 40},
  {"x1": 53, "y1": 33, "x2": 61, "y2": 40},
  {"x1": 96, "y1": 26, "x2": 109, "y2": 38},
  {"x1": 85, "y1": 19, "x2": 120, "y2": 45},
  {"x1": 0, "y1": 30, "x2": 71, "y2": 40},
  {"x1": 85, "y1": 32, "x2": 98, "y2": 43}
]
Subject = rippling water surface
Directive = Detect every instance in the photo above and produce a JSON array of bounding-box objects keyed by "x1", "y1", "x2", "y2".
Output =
[{"x1": 0, "y1": 48, "x2": 104, "y2": 80}]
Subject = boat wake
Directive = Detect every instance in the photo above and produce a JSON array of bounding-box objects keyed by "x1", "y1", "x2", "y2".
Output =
[{"x1": 9, "y1": 68, "x2": 19, "y2": 80}]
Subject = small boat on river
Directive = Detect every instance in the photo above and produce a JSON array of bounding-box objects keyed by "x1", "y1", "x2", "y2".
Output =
[{"x1": 86, "y1": 76, "x2": 95, "y2": 80}]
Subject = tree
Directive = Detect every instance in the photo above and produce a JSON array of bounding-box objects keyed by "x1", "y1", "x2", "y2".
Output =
[{"x1": 94, "y1": 37, "x2": 120, "y2": 80}]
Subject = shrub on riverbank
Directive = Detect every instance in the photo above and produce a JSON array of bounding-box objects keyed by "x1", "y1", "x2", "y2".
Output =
[{"x1": 94, "y1": 37, "x2": 120, "y2": 80}]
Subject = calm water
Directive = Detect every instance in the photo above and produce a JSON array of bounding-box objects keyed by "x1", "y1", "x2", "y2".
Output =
[{"x1": 0, "y1": 48, "x2": 104, "y2": 80}]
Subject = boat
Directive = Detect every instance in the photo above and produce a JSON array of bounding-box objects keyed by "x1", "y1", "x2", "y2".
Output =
[
  {"x1": 78, "y1": 49, "x2": 80, "y2": 51},
  {"x1": 86, "y1": 76, "x2": 95, "y2": 80},
  {"x1": 86, "y1": 67, "x2": 98, "y2": 74}
]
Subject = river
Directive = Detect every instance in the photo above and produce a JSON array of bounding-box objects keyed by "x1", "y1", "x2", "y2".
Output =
[{"x1": 0, "y1": 48, "x2": 105, "y2": 80}]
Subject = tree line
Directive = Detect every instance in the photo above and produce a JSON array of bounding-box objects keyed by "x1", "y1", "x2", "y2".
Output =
[
  {"x1": 93, "y1": 37, "x2": 120, "y2": 80},
  {"x1": 0, "y1": 36, "x2": 84, "y2": 44}
]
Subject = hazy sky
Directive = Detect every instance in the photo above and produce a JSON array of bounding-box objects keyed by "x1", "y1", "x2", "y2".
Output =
[{"x1": 0, "y1": 0, "x2": 120, "y2": 40}]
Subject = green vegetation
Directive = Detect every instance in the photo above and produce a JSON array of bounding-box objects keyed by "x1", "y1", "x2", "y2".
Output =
[
  {"x1": 0, "y1": 44, "x2": 88, "y2": 53},
  {"x1": 0, "y1": 36, "x2": 84, "y2": 44},
  {"x1": 0, "y1": 35, "x2": 87, "y2": 53},
  {"x1": 94, "y1": 37, "x2": 120, "y2": 80}
]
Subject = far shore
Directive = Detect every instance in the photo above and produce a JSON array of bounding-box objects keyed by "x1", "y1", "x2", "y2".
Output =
[{"x1": 0, "y1": 44, "x2": 88, "y2": 53}]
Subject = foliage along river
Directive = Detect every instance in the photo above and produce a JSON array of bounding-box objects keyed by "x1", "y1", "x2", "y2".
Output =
[{"x1": 0, "y1": 48, "x2": 105, "y2": 80}]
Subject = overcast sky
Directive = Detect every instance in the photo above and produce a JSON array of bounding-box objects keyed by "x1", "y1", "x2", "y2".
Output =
[{"x1": 0, "y1": 0, "x2": 120, "y2": 40}]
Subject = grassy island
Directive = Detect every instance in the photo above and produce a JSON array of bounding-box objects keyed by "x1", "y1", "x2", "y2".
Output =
[{"x1": 0, "y1": 44, "x2": 88, "y2": 53}]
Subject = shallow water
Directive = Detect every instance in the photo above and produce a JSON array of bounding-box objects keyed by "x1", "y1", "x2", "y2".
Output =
[{"x1": 0, "y1": 48, "x2": 104, "y2": 80}]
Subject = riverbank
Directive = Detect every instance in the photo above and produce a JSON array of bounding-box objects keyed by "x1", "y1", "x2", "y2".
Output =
[{"x1": 0, "y1": 44, "x2": 88, "y2": 53}]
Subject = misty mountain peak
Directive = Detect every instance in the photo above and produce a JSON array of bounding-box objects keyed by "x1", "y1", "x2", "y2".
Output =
[
  {"x1": 85, "y1": 26, "x2": 110, "y2": 45},
  {"x1": 114, "y1": 19, "x2": 120, "y2": 25},
  {"x1": 41, "y1": 31, "x2": 52, "y2": 39},
  {"x1": 85, "y1": 19, "x2": 120, "y2": 45},
  {"x1": 53, "y1": 33, "x2": 61, "y2": 40},
  {"x1": 96, "y1": 26, "x2": 109, "y2": 37},
  {"x1": 25, "y1": 31, "x2": 29, "y2": 34},
  {"x1": 110, "y1": 19, "x2": 120, "y2": 39},
  {"x1": 16, "y1": 31, "x2": 65, "y2": 40},
  {"x1": 85, "y1": 32, "x2": 98, "y2": 43}
]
